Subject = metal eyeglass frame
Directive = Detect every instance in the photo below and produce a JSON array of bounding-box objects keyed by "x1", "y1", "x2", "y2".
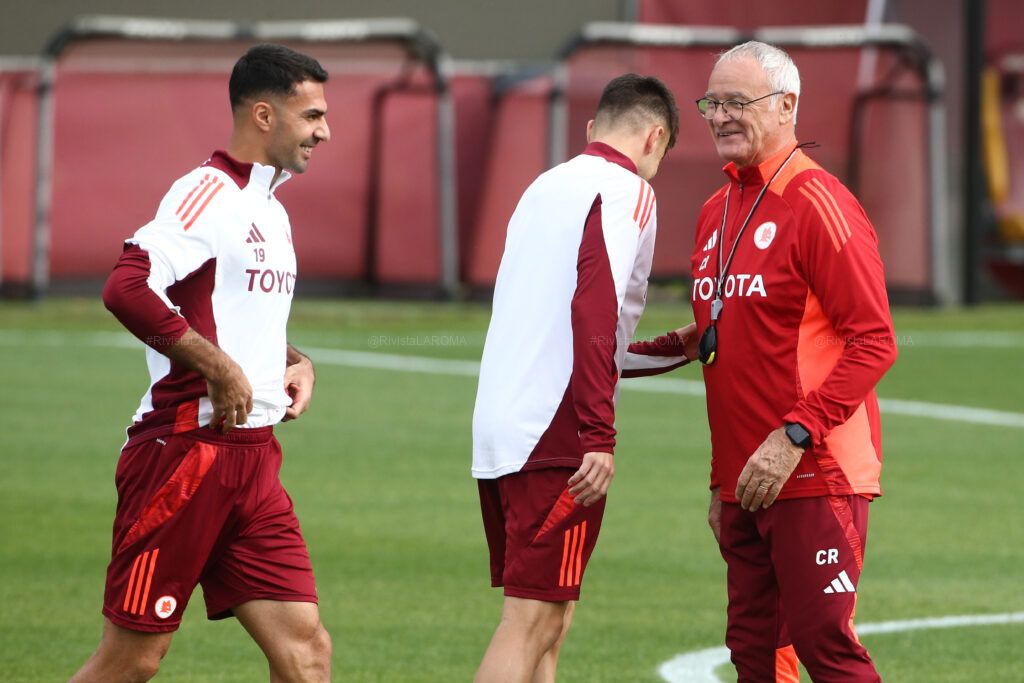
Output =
[{"x1": 696, "y1": 91, "x2": 785, "y2": 120}]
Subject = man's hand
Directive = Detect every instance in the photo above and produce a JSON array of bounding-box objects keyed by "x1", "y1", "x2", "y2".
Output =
[
  {"x1": 708, "y1": 487, "x2": 722, "y2": 543},
  {"x1": 164, "y1": 328, "x2": 252, "y2": 433},
  {"x1": 207, "y1": 357, "x2": 253, "y2": 433},
  {"x1": 674, "y1": 322, "x2": 700, "y2": 361},
  {"x1": 283, "y1": 348, "x2": 315, "y2": 421},
  {"x1": 567, "y1": 452, "x2": 614, "y2": 507},
  {"x1": 735, "y1": 427, "x2": 804, "y2": 511}
]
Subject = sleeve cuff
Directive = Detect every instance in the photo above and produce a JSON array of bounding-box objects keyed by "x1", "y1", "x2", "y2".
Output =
[{"x1": 580, "y1": 435, "x2": 616, "y2": 455}]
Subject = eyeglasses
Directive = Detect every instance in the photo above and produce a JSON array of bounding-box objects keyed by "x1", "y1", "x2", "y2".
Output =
[{"x1": 695, "y1": 91, "x2": 784, "y2": 120}]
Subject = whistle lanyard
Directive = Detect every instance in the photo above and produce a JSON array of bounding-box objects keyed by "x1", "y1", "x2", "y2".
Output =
[{"x1": 710, "y1": 147, "x2": 800, "y2": 323}]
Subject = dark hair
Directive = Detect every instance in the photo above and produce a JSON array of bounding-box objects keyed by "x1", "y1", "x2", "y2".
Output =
[
  {"x1": 229, "y1": 44, "x2": 328, "y2": 111},
  {"x1": 595, "y1": 74, "x2": 679, "y2": 149}
]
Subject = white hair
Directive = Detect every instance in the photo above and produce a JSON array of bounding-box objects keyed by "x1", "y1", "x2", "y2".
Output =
[{"x1": 717, "y1": 41, "x2": 801, "y2": 124}]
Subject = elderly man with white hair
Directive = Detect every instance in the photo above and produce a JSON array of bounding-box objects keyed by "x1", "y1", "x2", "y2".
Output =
[{"x1": 626, "y1": 41, "x2": 896, "y2": 681}]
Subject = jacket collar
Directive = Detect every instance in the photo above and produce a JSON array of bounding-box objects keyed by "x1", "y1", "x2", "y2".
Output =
[
  {"x1": 582, "y1": 141, "x2": 638, "y2": 175},
  {"x1": 723, "y1": 142, "x2": 801, "y2": 186}
]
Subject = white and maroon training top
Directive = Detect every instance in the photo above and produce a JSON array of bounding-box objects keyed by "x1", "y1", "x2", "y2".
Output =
[
  {"x1": 472, "y1": 142, "x2": 658, "y2": 479},
  {"x1": 103, "y1": 150, "x2": 297, "y2": 445}
]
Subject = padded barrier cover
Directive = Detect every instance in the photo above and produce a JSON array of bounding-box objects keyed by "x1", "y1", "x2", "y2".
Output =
[
  {"x1": 465, "y1": 75, "x2": 551, "y2": 288},
  {"x1": 44, "y1": 40, "x2": 444, "y2": 288},
  {"x1": 553, "y1": 44, "x2": 929, "y2": 290},
  {"x1": 637, "y1": 0, "x2": 868, "y2": 27},
  {"x1": 0, "y1": 68, "x2": 38, "y2": 285}
]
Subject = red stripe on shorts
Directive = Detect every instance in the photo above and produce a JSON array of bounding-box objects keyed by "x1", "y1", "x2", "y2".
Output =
[
  {"x1": 137, "y1": 548, "x2": 160, "y2": 616},
  {"x1": 827, "y1": 496, "x2": 864, "y2": 571},
  {"x1": 122, "y1": 553, "x2": 143, "y2": 613},
  {"x1": 533, "y1": 487, "x2": 576, "y2": 542},
  {"x1": 118, "y1": 441, "x2": 218, "y2": 552},
  {"x1": 561, "y1": 523, "x2": 585, "y2": 587},
  {"x1": 130, "y1": 550, "x2": 151, "y2": 615},
  {"x1": 574, "y1": 521, "x2": 587, "y2": 585}
]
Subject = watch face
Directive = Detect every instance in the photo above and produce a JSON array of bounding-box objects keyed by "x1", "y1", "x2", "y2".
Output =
[{"x1": 786, "y1": 423, "x2": 810, "y2": 448}]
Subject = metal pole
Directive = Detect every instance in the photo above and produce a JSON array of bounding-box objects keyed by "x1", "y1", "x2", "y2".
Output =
[
  {"x1": 31, "y1": 58, "x2": 55, "y2": 300},
  {"x1": 436, "y1": 54, "x2": 460, "y2": 298},
  {"x1": 548, "y1": 62, "x2": 569, "y2": 169},
  {"x1": 0, "y1": 77, "x2": 10, "y2": 284},
  {"x1": 928, "y1": 58, "x2": 954, "y2": 305},
  {"x1": 963, "y1": 0, "x2": 985, "y2": 304}
]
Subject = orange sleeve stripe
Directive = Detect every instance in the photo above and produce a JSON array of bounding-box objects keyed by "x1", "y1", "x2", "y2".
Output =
[
  {"x1": 137, "y1": 547, "x2": 159, "y2": 616},
  {"x1": 804, "y1": 181, "x2": 849, "y2": 247},
  {"x1": 810, "y1": 178, "x2": 852, "y2": 239},
  {"x1": 636, "y1": 184, "x2": 654, "y2": 228},
  {"x1": 183, "y1": 180, "x2": 224, "y2": 231},
  {"x1": 176, "y1": 174, "x2": 209, "y2": 216},
  {"x1": 178, "y1": 176, "x2": 214, "y2": 220},
  {"x1": 640, "y1": 196, "x2": 656, "y2": 232},
  {"x1": 798, "y1": 185, "x2": 843, "y2": 252},
  {"x1": 122, "y1": 553, "x2": 143, "y2": 613},
  {"x1": 632, "y1": 179, "x2": 646, "y2": 220},
  {"x1": 768, "y1": 150, "x2": 821, "y2": 196}
]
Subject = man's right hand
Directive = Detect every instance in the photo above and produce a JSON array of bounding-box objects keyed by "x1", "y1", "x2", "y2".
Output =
[
  {"x1": 165, "y1": 328, "x2": 252, "y2": 433},
  {"x1": 207, "y1": 358, "x2": 253, "y2": 432},
  {"x1": 673, "y1": 322, "x2": 700, "y2": 361},
  {"x1": 567, "y1": 452, "x2": 615, "y2": 507},
  {"x1": 708, "y1": 487, "x2": 722, "y2": 543}
]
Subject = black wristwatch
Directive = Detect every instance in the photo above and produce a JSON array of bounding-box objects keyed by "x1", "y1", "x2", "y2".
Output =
[{"x1": 784, "y1": 422, "x2": 812, "y2": 449}]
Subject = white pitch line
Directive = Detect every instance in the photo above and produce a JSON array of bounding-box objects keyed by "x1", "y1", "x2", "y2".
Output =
[
  {"x1": 1, "y1": 331, "x2": 1023, "y2": 429},
  {"x1": 289, "y1": 348, "x2": 1024, "y2": 428},
  {"x1": 657, "y1": 611, "x2": 1024, "y2": 683}
]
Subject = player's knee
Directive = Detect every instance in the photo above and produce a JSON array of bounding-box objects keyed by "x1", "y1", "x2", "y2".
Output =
[
  {"x1": 118, "y1": 651, "x2": 164, "y2": 682},
  {"x1": 92, "y1": 636, "x2": 168, "y2": 683},
  {"x1": 291, "y1": 621, "x2": 331, "y2": 678},
  {"x1": 530, "y1": 605, "x2": 569, "y2": 652},
  {"x1": 308, "y1": 623, "x2": 332, "y2": 669}
]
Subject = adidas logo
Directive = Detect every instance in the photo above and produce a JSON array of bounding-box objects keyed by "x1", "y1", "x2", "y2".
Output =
[
  {"x1": 246, "y1": 223, "x2": 267, "y2": 244},
  {"x1": 823, "y1": 570, "x2": 857, "y2": 594},
  {"x1": 702, "y1": 231, "x2": 718, "y2": 252}
]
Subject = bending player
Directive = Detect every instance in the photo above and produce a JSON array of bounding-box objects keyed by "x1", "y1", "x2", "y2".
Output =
[{"x1": 471, "y1": 74, "x2": 681, "y2": 683}]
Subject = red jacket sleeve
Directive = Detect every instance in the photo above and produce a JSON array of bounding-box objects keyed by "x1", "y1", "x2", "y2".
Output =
[
  {"x1": 102, "y1": 244, "x2": 189, "y2": 351},
  {"x1": 622, "y1": 331, "x2": 689, "y2": 377},
  {"x1": 571, "y1": 198, "x2": 619, "y2": 454},
  {"x1": 783, "y1": 175, "x2": 898, "y2": 444}
]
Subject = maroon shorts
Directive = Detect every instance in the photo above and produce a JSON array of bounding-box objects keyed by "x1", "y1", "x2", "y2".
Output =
[
  {"x1": 102, "y1": 427, "x2": 317, "y2": 633},
  {"x1": 719, "y1": 495, "x2": 879, "y2": 682},
  {"x1": 478, "y1": 467, "x2": 605, "y2": 602}
]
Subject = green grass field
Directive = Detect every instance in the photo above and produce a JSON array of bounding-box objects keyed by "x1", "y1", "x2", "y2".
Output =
[{"x1": 1, "y1": 297, "x2": 1022, "y2": 682}]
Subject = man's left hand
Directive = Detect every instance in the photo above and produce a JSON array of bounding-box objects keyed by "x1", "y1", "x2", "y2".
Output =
[
  {"x1": 283, "y1": 355, "x2": 315, "y2": 421},
  {"x1": 735, "y1": 427, "x2": 804, "y2": 511}
]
